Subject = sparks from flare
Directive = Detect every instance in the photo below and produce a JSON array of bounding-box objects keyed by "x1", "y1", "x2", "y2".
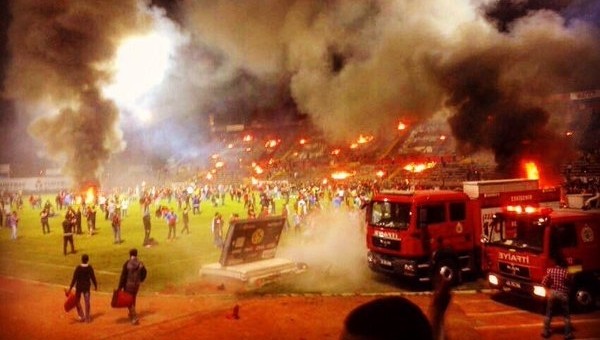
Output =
[{"x1": 104, "y1": 33, "x2": 174, "y2": 106}]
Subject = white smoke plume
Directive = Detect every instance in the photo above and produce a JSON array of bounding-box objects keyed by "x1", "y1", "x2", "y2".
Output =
[
  {"x1": 277, "y1": 209, "x2": 372, "y2": 292},
  {"x1": 5, "y1": 0, "x2": 174, "y2": 186}
]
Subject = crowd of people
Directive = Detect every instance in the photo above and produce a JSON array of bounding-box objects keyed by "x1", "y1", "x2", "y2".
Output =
[{"x1": 1, "y1": 147, "x2": 599, "y2": 335}]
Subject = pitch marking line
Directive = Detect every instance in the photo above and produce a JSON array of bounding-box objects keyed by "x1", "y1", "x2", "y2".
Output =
[{"x1": 475, "y1": 317, "x2": 600, "y2": 330}]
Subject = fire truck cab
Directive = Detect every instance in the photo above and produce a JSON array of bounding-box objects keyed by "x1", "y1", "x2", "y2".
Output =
[
  {"x1": 484, "y1": 207, "x2": 600, "y2": 310},
  {"x1": 366, "y1": 190, "x2": 478, "y2": 284},
  {"x1": 365, "y1": 179, "x2": 557, "y2": 284}
]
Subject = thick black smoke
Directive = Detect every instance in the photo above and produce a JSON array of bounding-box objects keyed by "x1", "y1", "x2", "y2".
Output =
[
  {"x1": 483, "y1": 0, "x2": 575, "y2": 32},
  {"x1": 438, "y1": 52, "x2": 566, "y2": 176},
  {"x1": 28, "y1": 89, "x2": 122, "y2": 185},
  {"x1": 436, "y1": 2, "x2": 600, "y2": 176}
]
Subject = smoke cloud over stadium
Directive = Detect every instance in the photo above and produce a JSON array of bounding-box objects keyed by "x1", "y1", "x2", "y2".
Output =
[
  {"x1": 4, "y1": 0, "x2": 182, "y2": 185},
  {"x1": 3, "y1": 0, "x2": 600, "y2": 178},
  {"x1": 178, "y1": 0, "x2": 600, "y2": 175}
]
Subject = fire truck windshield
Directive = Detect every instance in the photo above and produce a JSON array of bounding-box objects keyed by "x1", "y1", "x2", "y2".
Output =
[
  {"x1": 489, "y1": 217, "x2": 545, "y2": 253},
  {"x1": 370, "y1": 201, "x2": 411, "y2": 229}
]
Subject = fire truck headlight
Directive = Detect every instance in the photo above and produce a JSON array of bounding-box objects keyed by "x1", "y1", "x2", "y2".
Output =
[
  {"x1": 533, "y1": 285, "x2": 546, "y2": 297},
  {"x1": 403, "y1": 263, "x2": 415, "y2": 272},
  {"x1": 488, "y1": 274, "x2": 499, "y2": 286}
]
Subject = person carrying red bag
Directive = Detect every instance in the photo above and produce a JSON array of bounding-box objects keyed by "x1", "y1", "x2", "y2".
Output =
[
  {"x1": 118, "y1": 248, "x2": 147, "y2": 325},
  {"x1": 67, "y1": 254, "x2": 98, "y2": 323}
]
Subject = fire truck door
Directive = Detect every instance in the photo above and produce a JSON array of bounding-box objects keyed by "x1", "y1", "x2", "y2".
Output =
[{"x1": 418, "y1": 202, "x2": 472, "y2": 253}]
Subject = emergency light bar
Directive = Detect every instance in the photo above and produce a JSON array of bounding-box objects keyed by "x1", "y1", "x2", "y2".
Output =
[{"x1": 504, "y1": 205, "x2": 553, "y2": 215}]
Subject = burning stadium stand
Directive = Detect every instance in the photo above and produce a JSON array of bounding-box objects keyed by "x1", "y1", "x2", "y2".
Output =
[
  {"x1": 7, "y1": 116, "x2": 598, "y2": 192},
  {"x1": 195, "y1": 119, "x2": 511, "y2": 188}
]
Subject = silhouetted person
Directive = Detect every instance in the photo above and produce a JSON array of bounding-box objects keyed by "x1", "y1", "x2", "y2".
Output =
[
  {"x1": 341, "y1": 267, "x2": 452, "y2": 340},
  {"x1": 62, "y1": 217, "x2": 75, "y2": 255}
]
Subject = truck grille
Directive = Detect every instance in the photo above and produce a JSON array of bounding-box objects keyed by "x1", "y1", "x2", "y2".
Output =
[
  {"x1": 499, "y1": 262, "x2": 530, "y2": 279},
  {"x1": 372, "y1": 237, "x2": 400, "y2": 251}
]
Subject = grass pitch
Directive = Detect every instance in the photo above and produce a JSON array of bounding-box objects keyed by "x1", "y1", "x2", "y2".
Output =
[{"x1": 0, "y1": 195, "x2": 290, "y2": 293}]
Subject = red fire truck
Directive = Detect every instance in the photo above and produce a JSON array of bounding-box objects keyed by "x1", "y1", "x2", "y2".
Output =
[
  {"x1": 365, "y1": 179, "x2": 559, "y2": 284},
  {"x1": 484, "y1": 206, "x2": 600, "y2": 310}
]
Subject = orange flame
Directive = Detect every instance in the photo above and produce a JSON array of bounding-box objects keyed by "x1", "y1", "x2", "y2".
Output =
[
  {"x1": 331, "y1": 171, "x2": 352, "y2": 180},
  {"x1": 265, "y1": 139, "x2": 279, "y2": 148},
  {"x1": 524, "y1": 161, "x2": 539, "y2": 180},
  {"x1": 85, "y1": 188, "x2": 95, "y2": 204},
  {"x1": 356, "y1": 134, "x2": 373, "y2": 144},
  {"x1": 403, "y1": 162, "x2": 436, "y2": 173}
]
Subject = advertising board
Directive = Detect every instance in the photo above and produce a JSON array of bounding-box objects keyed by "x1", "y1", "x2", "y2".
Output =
[{"x1": 219, "y1": 216, "x2": 286, "y2": 266}]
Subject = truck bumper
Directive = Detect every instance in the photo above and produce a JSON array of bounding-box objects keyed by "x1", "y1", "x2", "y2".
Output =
[
  {"x1": 367, "y1": 251, "x2": 431, "y2": 282},
  {"x1": 487, "y1": 273, "x2": 547, "y2": 299}
]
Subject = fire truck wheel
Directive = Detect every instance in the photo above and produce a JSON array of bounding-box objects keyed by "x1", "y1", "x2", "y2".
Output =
[
  {"x1": 433, "y1": 259, "x2": 459, "y2": 286},
  {"x1": 573, "y1": 287, "x2": 595, "y2": 311}
]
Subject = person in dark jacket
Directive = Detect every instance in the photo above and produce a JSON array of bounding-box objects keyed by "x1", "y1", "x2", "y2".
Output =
[
  {"x1": 118, "y1": 249, "x2": 147, "y2": 325},
  {"x1": 68, "y1": 254, "x2": 98, "y2": 323},
  {"x1": 181, "y1": 207, "x2": 190, "y2": 235},
  {"x1": 75, "y1": 206, "x2": 83, "y2": 234},
  {"x1": 40, "y1": 208, "x2": 50, "y2": 234},
  {"x1": 142, "y1": 205, "x2": 152, "y2": 247},
  {"x1": 62, "y1": 217, "x2": 76, "y2": 255}
]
